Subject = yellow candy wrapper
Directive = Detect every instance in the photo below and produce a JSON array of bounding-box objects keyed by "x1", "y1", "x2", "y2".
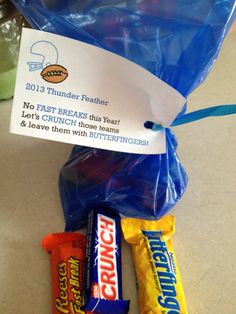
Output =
[{"x1": 121, "y1": 215, "x2": 188, "y2": 314}]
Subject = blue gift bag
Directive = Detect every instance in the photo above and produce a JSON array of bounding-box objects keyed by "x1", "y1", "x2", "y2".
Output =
[{"x1": 13, "y1": 0, "x2": 236, "y2": 230}]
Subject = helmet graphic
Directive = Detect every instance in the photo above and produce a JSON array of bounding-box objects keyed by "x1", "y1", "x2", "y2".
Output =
[{"x1": 27, "y1": 40, "x2": 59, "y2": 71}]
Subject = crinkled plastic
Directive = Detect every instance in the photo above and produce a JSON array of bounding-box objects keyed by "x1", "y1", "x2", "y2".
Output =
[
  {"x1": 13, "y1": 0, "x2": 236, "y2": 230},
  {"x1": 59, "y1": 130, "x2": 186, "y2": 230}
]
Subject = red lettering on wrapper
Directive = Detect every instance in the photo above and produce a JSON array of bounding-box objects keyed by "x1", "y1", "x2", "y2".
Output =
[
  {"x1": 100, "y1": 257, "x2": 115, "y2": 271},
  {"x1": 99, "y1": 216, "x2": 114, "y2": 232},
  {"x1": 100, "y1": 243, "x2": 113, "y2": 259},
  {"x1": 101, "y1": 271, "x2": 116, "y2": 285},
  {"x1": 97, "y1": 214, "x2": 119, "y2": 300},
  {"x1": 101, "y1": 284, "x2": 117, "y2": 300},
  {"x1": 100, "y1": 230, "x2": 113, "y2": 245}
]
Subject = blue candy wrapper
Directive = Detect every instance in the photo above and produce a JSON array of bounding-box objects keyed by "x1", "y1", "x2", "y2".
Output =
[
  {"x1": 84, "y1": 208, "x2": 130, "y2": 314},
  {"x1": 85, "y1": 298, "x2": 130, "y2": 314},
  {"x1": 12, "y1": 1, "x2": 236, "y2": 230}
]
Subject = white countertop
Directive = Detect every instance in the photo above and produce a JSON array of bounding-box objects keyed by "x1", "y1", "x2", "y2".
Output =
[{"x1": 0, "y1": 31, "x2": 235, "y2": 314}]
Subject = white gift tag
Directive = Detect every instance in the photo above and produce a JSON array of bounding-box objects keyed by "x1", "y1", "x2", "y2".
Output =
[{"x1": 10, "y1": 28, "x2": 186, "y2": 154}]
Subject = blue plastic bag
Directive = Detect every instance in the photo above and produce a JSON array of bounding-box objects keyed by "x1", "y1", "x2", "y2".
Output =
[{"x1": 13, "y1": 0, "x2": 236, "y2": 230}]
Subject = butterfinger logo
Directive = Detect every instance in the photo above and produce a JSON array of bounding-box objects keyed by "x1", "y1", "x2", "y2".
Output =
[{"x1": 27, "y1": 40, "x2": 68, "y2": 83}]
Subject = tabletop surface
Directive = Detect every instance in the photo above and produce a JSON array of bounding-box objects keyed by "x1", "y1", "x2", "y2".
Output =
[{"x1": 0, "y1": 30, "x2": 235, "y2": 314}]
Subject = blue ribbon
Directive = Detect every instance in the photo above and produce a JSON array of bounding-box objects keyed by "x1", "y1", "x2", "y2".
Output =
[{"x1": 145, "y1": 104, "x2": 236, "y2": 131}]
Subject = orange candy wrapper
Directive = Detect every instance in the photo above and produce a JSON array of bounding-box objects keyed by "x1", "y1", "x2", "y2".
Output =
[{"x1": 42, "y1": 232, "x2": 86, "y2": 314}]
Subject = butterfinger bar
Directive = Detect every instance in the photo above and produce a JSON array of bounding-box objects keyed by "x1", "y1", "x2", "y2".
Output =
[{"x1": 121, "y1": 216, "x2": 188, "y2": 314}]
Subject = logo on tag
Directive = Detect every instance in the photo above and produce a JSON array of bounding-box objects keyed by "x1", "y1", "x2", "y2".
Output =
[{"x1": 27, "y1": 40, "x2": 68, "y2": 83}]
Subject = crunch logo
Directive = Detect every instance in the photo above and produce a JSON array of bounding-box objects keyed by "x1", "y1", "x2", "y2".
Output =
[{"x1": 97, "y1": 214, "x2": 119, "y2": 300}]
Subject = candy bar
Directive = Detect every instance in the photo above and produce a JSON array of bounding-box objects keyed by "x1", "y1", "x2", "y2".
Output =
[
  {"x1": 85, "y1": 208, "x2": 130, "y2": 314},
  {"x1": 122, "y1": 216, "x2": 188, "y2": 314},
  {"x1": 42, "y1": 232, "x2": 86, "y2": 314}
]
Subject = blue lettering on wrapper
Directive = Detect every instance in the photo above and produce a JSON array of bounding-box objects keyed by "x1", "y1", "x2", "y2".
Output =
[{"x1": 142, "y1": 230, "x2": 180, "y2": 314}]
